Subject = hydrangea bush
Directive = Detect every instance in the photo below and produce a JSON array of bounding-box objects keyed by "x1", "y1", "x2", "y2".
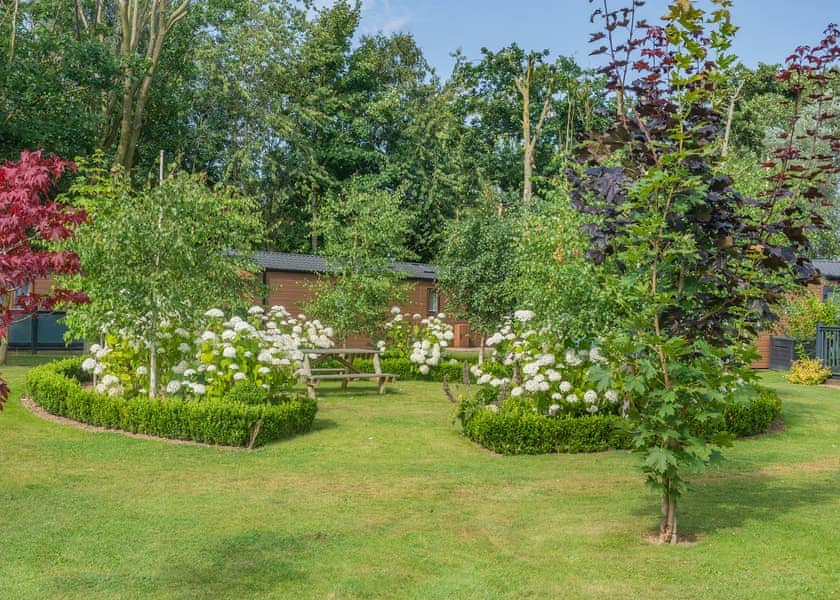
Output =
[
  {"x1": 470, "y1": 310, "x2": 621, "y2": 418},
  {"x1": 379, "y1": 307, "x2": 455, "y2": 375},
  {"x1": 82, "y1": 306, "x2": 334, "y2": 400}
]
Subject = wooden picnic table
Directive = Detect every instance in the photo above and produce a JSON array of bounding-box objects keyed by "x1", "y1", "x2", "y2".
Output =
[{"x1": 298, "y1": 348, "x2": 396, "y2": 398}]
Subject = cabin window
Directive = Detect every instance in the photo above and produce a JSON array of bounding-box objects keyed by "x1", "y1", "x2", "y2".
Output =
[{"x1": 427, "y1": 288, "x2": 439, "y2": 314}]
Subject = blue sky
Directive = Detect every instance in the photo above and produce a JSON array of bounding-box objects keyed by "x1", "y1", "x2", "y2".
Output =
[{"x1": 341, "y1": 0, "x2": 839, "y2": 78}]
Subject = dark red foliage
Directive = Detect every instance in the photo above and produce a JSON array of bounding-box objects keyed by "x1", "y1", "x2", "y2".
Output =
[{"x1": 0, "y1": 150, "x2": 89, "y2": 407}]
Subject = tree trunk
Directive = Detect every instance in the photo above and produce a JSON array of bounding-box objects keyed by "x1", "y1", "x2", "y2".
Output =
[
  {"x1": 310, "y1": 190, "x2": 319, "y2": 252},
  {"x1": 478, "y1": 334, "x2": 485, "y2": 365},
  {"x1": 0, "y1": 337, "x2": 8, "y2": 366},
  {"x1": 659, "y1": 484, "x2": 678, "y2": 544},
  {"x1": 148, "y1": 338, "x2": 157, "y2": 398},
  {"x1": 722, "y1": 81, "x2": 744, "y2": 157},
  {"x1": 522, "y1": 80, "x2": 532, "y2": 205},
  {"x1": 8, "y1": 0, "x2": 18, "y2": 63}
]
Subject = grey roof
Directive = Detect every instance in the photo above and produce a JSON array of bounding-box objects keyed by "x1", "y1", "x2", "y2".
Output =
[
  {"x1": 253, "y1": 251, "x2": 438, "y2": 281},
  {"x1": 813, "y1": 259, "x2": 840, "y2": 280}
]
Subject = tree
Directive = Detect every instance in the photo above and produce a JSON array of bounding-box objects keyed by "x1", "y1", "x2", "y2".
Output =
[
  {"x1": 111, "y1": 0, "x2": 190, "y2": 171},
  {"x1": 0, "y1": 0, "x2": 119, "y2": 161},
  {"x1": 570, "y1": 2, "x2": 837, "y2": 543},
  {"x1": 436, "y1": 200, "x2": 519, "y2": 361},
  {"x1": 62, "y1": 157, "x2": 263, "y2": 397},
  {"x1": 0, "y1": 150, "x2": 88, "y2": 407},
  {"x1": 449, "y1": 45, "x2": 608, "y2": 206},
  {"x1": 303, "y1": 180, "x2": 412, "y2": 343},
  {"x1": 510, "y1": 190, "x2": 619, "y2": 344}
]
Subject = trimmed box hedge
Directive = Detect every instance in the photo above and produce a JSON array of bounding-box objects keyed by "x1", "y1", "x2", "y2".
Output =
[
  {"x1": 26, "y1": 358, "x2": 317, "y2": 448},
  {"x1": 461, "y1": 386, "x2": 782, "y2": 455}
]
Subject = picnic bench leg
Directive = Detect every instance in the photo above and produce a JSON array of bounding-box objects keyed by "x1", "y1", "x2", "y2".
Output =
[
  {"x1": 341, "y1": 353, "x2": 350, "y2": 390},
  {"x1": 307, "y1": 381, "x2": 316, "y2": 399},
  {"x1": 373, "y1": 353, "x2": 386, "y2": 394}
]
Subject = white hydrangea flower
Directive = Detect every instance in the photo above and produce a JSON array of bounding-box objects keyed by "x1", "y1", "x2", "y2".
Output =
[
  {"x1": 222, "y1": 346, "x2": 237, "y2": 358},
  {"x1": 606, "y1": 390, "x2": 619, "y2": 403},
  {"x1": 248, "y1": 305, "x2": 264, "y2": 315},
  {"x1": 136, "y1": 366, "x2": 147, "y2": 376},
  {"x1": 204, "y1": 308, "x2": 224, "y2": 318},
  {"x1": 559, "y1": 381, "x2": 572, "y2": 393},
  {"x1": 418, "y1": 364, "x2": 430, "y2": 375},
  {"x1": 586, "y1": 405, "x2": 599, "y2": 414},
  {"x1": 166, "y1": 380, "x2": 182, "y2": 394},
  {"x1": 233, "y1": 372, "x2": 247, "y2": 381},
  {"x1": 566, "y1": 393, "x2": 579, "y2": 404},
  {"x1": 200, "y1": 331, "x2": 216, "y2": 342},
  {"x1": 510, "y1": 386, "x2": 524, "y2": 397},
  {"x1": 183, "y1": 368, "x2": 196, "y2": 377},
  {"x1": 514, "y1": 309, "x2": 535, "y2": 322},
  {"x1": 178, "y1": 343, "x2": 191, "y2": 353},
  {"x1": 589, "y1": 347, "x2": 604, "y2": 362},
  {"x1": 81, "y1": 358, "x2": 97, "y2": 372},
  {"x1": 221, "y1": 329, "x2": 236, "y2": 341},
  {"x1": 548, "y1": 404, "x2": 561, "y2": 417},
  {"x1": 390, "y1": 306, "x2": 401, "y2": 314},
  {"x1": 584, "y1": 390, "x2": 598, "y2": 403}
]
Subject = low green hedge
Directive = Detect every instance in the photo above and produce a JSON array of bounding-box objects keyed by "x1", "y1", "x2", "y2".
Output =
[
  {"x1": 460, "y1": 385, "x2": 782, "y2": 455},
  {"x1": 26, "y1": 358, "x2": 317, "y2": 448}
]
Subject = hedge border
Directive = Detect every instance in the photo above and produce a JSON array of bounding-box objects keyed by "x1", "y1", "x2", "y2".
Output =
[
  {"x1": 26, "y1": 358, "x2": 317, "y2": 448},
  {"x1": 461, "y1": 386, "x2": 783, "y2": 455}
]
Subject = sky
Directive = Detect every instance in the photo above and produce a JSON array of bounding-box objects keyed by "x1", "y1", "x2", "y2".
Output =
[{"x1": 340, "y1": 0, "x2": 839, "y2": 79}]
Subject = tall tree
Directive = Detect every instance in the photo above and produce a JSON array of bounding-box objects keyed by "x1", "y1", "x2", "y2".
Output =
[
  {"x1": 449, "y1": 44, "x2": 607, "y2": 206},
  {"x1": 573, "y1": 2, "x2": 837, "y2": 543},
  {"x1": 62, "y1": 158, "x2": 263, "y2": 397},
  {"x1": 303, "y1": 179, "x2": 412, "y2": 343}
]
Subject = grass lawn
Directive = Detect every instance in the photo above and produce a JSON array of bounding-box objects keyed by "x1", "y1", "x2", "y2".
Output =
[{"x1": 1, "y1": 364, "x2": 838, "y2": 599}]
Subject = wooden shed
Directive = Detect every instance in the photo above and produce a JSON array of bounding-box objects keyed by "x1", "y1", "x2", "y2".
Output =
[{"x1": 254, "y1": 251, "x2": 476, "y2": 348}]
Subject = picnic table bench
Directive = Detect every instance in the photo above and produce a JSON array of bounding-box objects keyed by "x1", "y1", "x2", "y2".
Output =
[{"x1": 297, "y1": 348, "x2": 396, "y2": 399}]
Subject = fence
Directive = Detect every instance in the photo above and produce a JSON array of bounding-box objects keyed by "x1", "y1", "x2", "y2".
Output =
[
  {"x1": 7, "y1": 311, "x2": 83, "y2": 353},
  {"x1": 816, "y1": 323, "x2": 840, "y2": 377}
]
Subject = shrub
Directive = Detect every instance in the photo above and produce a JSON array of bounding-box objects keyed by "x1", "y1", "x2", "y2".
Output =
[
  {"x1": 463, "y1": 399, "x2": 632, "y2": 455},
  {"x1": 27, "y1": 359, "x2": 317, "y2": 448},
  {"x1": 224, "y1": 380, "x2": 269, "y2": 405},
  {"x1": 785, "y1": 358, "x2": 832, "y2": 385},
  {"x1": 458, "y1": 386, "x2": 782, "y2": 455}
]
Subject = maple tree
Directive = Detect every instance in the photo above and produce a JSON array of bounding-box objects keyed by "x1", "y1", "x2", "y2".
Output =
[{"x1": 0, "y1": 150, "x2": 88, "y2": 408}]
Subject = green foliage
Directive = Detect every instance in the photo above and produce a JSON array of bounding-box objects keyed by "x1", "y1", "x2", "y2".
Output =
[
  {"x1": 223, "y1": 380, "x2": 269, "y2": 406},
  {"x1": 459, "y1": 384, "x2": 781, "y2": 455},
  {"x1": 304, "y1": 181, "x2": 411, "y2": 341},
  {"x1": 448, "y1": 44, "x2": 609, "y2": 201},
  {"x1": 436, "y1": 203, "x2": 519, "y2": 336},
  {"x1": 26, "y1": 359, "x2": 316, "y2": 447},
  {"x1": 343, "y1": 357, "x2": 472, "y2": 382},
  {"x1": 463, "y1": 398, "x2": 632, "y2": 455},
  {"x1": 511, "y1": 193, "x2": 620, "y2": 343},
  {"x1": 60, "y1": 156, "x2": 264, "y2": 393},
  {"x1": 785, "y1": 358, "x2": 832, "y2": 385},
  {"x1": 782, "y1": 291, "x2": 840, "y2": 345}
]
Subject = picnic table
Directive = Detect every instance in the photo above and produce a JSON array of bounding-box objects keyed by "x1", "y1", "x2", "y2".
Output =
[{"x1": 297, "y1": 348, "x2": 396, "y2": 398}]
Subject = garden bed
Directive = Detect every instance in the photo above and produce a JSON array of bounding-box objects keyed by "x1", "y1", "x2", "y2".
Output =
[
  {"x1": 459, "y1": 387, "x2": 783, "y2": 455},
  {"x1": 25, "y1": 358, "x2": 317, "y2": 448}
]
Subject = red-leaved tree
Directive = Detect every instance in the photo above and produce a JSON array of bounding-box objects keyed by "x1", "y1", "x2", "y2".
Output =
[{"x1": 0, "y1": 150, "x2": 88, "y2": 408}]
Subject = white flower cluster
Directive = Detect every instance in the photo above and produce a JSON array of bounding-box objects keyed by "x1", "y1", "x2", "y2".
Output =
[
  {"x1": 408, "y1": 313, "x2": 454, "y2": 375},
  {"x1": 380, "y1": 307, "x2": 454, "y2": 375},
  {"x1": 81, "y1": 305, "x2": 335, "y2": 400},
  {"x1": 472, "y1": 311, "x2": 620, "y2": 418}
]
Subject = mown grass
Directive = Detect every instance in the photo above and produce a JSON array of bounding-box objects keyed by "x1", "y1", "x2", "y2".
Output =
[{"x1": 1, "y1": 365, "x2": 838, "y2": 599}]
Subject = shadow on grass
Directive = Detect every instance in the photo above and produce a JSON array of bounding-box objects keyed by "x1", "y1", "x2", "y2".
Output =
[
  {"x1": 310, "y1": 418, "x2": 339, "y2": 433},
  {"x1": 632, "y1": 468, "x2": 840, "y2": 538},
  {"x1": 153, "y1": 528, "x2": 315, "y2": 597}
]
